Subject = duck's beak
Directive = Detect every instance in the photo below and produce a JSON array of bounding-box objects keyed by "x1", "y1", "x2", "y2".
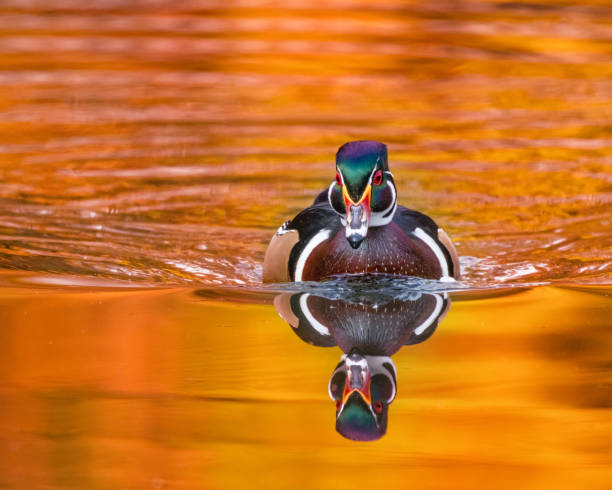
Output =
[
  {"x1": 342, "y1": 184, "x2": 371, "y2": 249},
  {"x1": 341, "y1": 350, "x2": 372, "y2": 405}
]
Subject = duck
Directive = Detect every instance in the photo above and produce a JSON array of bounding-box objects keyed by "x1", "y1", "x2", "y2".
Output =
[
  {"x1": 273, "y1": 289, "x2": 451, "y2": 441},
  {"x1": 263, "y1": 140, "x2": 460, "y2": 282}
]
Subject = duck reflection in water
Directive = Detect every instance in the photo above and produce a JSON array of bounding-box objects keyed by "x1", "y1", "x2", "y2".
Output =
[{"x1": 274, "y1": 287, "x2": 450, "y2": 441}]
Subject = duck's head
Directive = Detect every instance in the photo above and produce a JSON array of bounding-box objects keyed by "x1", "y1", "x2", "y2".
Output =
[
  {"x1": 328, "y1": 141, "x2": 397, "y2": 249},
  {"x1": 328, "y1": 349, "x2": 397, "y2": 441}
]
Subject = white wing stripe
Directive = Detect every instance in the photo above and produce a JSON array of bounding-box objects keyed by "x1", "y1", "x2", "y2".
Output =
[
  {"x1": 413, "y1": 227, "x2": 449, "y2": 278},
  {"x1": 413, "y1": 294, "x2": 443, "y2": 336},
  {"x1": 299, "y1": 294, "x2": 330, "y2": 336},
  {"x1": 294, "y1": 229, "x2": 331, "y2": 281},
  {"x1": 370, "y1": 181, "x2": 396, "y2": 227}
]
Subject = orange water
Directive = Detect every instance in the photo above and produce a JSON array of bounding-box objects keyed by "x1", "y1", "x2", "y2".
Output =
[
  {"x1": 0, "y1": 1, "x2": 611, "y2": 287},
  {"x1": 0, "y1": 1, "x2": 611, "y2": 489},
  {"x1": 0, "y1": 278, "x2": 610, "y2": 489}
]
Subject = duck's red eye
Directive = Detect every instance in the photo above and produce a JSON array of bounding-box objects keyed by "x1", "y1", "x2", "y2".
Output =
[
  {"x1": 335, "y1": 172, "x2": 342, "y2": 186},
  {"x1": 336, "y1": 400, "x2": 342, "y2": 411},
  {"x1": 373, "y1": 169, "x2": 383, "y2": 186},
  {"x1": 373, "y1": 401, "x2": 383, "y2": 413}
]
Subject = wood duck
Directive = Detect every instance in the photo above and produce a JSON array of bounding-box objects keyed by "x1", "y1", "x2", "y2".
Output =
[
  {"x1": 263, "y1": 140, "x2": 460, "y2": 283},
  {"x1": 274, "y1": 290, "x2": 451, "y2": 441}
]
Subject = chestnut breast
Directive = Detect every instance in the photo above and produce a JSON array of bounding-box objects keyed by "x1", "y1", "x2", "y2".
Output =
[{"x1": 301, "y1": 222, "x2": 443, "y2": 281}]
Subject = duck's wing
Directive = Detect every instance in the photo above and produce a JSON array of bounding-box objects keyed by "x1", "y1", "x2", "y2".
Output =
[
  {"x1": 263, "y1": 202, "x2": 341, "y2": 283},
  {"x1": 402, "y1": 293, "x2": 452, "y2": 345},
  {"x1": 393, "y1": 206, "x2": 461, "y2": 280},
  {"x1": 273, "y1": 293, "x2": 337, "y2": 347},
  {"x1": 262, "y1": 222, "x2": 299, "y2": 283},
  {"x1": 286, "y1": 204, "x2": 342, "y2": 281},
  {"x1": 437, "y1": 228, "x2": 461, "y2": 280}
]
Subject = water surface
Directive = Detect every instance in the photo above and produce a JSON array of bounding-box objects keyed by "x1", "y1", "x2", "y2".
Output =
[
  {"x1": 0, "y1": 1, "x2": 611, "y2": 489},
  {"x1": 0, "y1": 0, "x2": 611, "y2": 287}
]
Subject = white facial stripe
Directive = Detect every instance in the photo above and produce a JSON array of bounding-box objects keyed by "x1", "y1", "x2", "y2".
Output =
[
  {"x1": 412, "y1": 227, "x2": 450, "y2": 278},
  {"x1": 294, "y1": 229, "x2": 331, "y2": 281},
  {"x1": 364, "y1": 355, "x2": 397, "y2": 403},
  {"x1": 413, "y1": 294, "x2": 444, "y2": 336},
  {"x1": 330, "y1": 171, "x2": 346, "y2": 219},
  {"x1": 336, "y1": 361, "x2": 397, "y2": 418},
  {"x1": 333, "y1": 166, "x2": 397, "y2": 228},
  {"x1": 333, "y1": 354, "x2": 397, "y2": 414},
  {"x1": 328, "y1": 364, "x2": 343, "y2": 400},
  {"x1": 370, "y1": 180, "x2": 396, "y2": 227},
  {"x1": 327, "y1": 181, "x2": 336, "y2": 208},
  {"x1": 299, "y1": 293, "x2": 330, "y2": 336}
]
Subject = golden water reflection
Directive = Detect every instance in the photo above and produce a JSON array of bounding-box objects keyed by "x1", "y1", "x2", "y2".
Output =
[
  {"x1": 0, "y1": 278, "x2": 609, "y2": 489},
  {"x1": 0, "y1": 0, "x2": 611, "y2": 488}
]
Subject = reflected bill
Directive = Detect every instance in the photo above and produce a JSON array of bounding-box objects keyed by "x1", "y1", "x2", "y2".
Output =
[{"x1": 274, "y1": 290, "x2": 451, "y2": 441}]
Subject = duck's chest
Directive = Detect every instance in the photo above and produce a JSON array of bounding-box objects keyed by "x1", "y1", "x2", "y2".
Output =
[{"x1": 295, "y1": 223, "x2": 444, "y2": 281}]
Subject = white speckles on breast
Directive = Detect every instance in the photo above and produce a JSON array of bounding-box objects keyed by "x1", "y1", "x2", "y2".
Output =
[{"x1": 304, "y1": 223, "x2": 443, "y2": 280}]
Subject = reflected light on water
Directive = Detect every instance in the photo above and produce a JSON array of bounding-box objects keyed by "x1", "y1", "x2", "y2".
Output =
[{"x1": 0, "y1": 1, "x2": 611, "y2": 489}]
